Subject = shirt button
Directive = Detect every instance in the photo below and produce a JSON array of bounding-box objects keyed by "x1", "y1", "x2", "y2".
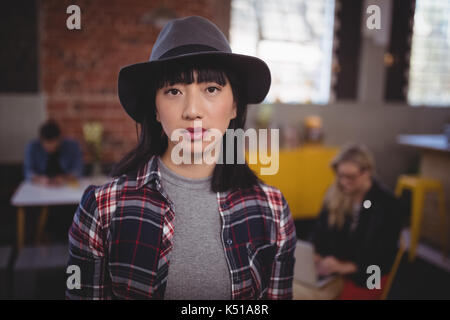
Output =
[{"x1": 226, "y1": 239, "x2": 233, "y2": 246}]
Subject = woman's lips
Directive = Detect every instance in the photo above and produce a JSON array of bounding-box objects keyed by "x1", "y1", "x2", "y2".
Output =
[{"x1": 185, "y1": 127, "x2": 207, "y2": 140}]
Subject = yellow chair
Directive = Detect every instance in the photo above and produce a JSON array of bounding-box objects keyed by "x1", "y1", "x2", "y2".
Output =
[
  {"x1": 246, "y1": 145, "x2": 339, "y2": 219},
  {"x1": 380, "y1": 232, "x2": 407, "y2": 300},
  {"x1": 395, "y1": 175, "x2": 448, "y2": 261}
]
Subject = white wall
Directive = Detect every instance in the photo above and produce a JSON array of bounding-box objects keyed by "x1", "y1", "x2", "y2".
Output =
[{"x1": 0, "y1": 94, "x2": 46, "y2": 163}]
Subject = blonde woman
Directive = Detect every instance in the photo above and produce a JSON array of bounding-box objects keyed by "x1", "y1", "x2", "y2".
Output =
[{"x1": 310, "y1": 143, "x2": 403, "y2": 299}]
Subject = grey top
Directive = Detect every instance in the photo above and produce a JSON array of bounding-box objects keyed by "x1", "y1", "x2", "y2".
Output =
[{"x1": 158, "y1": 157, "x2": 231, "y2": 300}]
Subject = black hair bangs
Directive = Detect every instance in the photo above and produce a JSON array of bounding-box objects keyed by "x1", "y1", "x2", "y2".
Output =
[{"x1": 154, "y1": 58, "x2": 229, "y2": 90}]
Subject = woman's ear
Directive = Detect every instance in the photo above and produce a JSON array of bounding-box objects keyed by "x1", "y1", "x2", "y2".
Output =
[{"x1": 155, "y1": 109, "x2": 160, "y2": 122}]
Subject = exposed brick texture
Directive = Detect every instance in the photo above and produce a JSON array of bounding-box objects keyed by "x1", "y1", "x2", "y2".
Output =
[{"x1": 40, "y1": 0, "x2": 220, "y2": 165}]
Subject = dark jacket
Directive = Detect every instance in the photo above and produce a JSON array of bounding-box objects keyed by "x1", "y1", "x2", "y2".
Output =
[{"x1": 310, "y1": 178, "x2": 403, "y2": 287}]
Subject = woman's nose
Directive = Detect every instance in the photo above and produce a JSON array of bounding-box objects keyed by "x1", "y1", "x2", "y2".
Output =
[{"x1": 182, "y1": 87, "x2": 204, "y2": 120}]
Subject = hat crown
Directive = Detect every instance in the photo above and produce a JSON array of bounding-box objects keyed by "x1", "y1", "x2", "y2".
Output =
[
  {"x1": 150, "y1": 16, "x2": 232, "y2": 61},
  {"x1": 118, "y1": 16, "x2": 271, "y2": 122}
]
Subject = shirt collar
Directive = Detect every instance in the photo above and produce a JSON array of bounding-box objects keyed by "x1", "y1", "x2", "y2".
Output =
[
  {"x1": 135, "y1": 155, "x2": 162, "y2": 190},
  {"x1": 134, "y1": 155, "x2": 233, "y2": 203}
]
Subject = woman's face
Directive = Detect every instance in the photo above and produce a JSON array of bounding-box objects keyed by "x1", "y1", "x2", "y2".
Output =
[
  {"x1": 155, "y1": 70, "x2": 237, "y2": 158},
  {"x1": 336, "y1": 161, "x2": 371, "y2": 195}
]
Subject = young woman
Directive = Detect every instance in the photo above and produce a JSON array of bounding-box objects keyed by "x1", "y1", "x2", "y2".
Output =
[
  {"x1": 66, "y1": 16, "x2": 296, "y2": 300},
  {"x1": 310, "y1": 144, "x2": 403, "y2": 300}
]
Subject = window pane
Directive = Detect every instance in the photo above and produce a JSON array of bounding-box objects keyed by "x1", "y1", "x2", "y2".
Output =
[
  {"x1": 230, "y1": 0, "x2": 336, "y2": 104},
  {"x1": 408, "y1": 0, "x2": 450, "y2": 107}
]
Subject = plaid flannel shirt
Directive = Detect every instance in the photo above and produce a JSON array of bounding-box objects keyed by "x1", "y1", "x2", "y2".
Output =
[{"x1": 66, "y1": 155, "x2": 297, "y2": 300}]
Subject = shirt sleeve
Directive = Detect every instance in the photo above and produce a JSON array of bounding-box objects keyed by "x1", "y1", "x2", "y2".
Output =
[
  {"x1": 267, "y1": 193, "x2": 297, "y2": 300},
  {"x1": 66, "y1": 185, "x2": 112, "y2": 299}
]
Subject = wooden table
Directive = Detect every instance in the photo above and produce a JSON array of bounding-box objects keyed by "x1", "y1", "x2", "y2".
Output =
[
  {"x1": 293, "y1": 276, "x2": 344, "y2": 300},
  {"x1": 11, "y1": 176, "x2": 111, "y2": 250},
  {"x1": 397, "y1": 134, "x2": 450, "y2": 249}
]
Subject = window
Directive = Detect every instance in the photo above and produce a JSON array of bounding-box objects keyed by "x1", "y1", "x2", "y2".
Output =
[
  {"x1": 408, "y1": 0, "x2": 450, "y2": 107},
  {"x1": 230, "y1": 0, "x2": 336, "y2": 104}
]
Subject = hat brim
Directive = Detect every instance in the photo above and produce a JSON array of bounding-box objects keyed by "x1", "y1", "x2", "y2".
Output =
[{"x1": 118, "y1": 51, "x2": 271, "y2": 122}]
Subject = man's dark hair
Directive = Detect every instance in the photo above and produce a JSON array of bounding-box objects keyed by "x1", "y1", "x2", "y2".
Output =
[
  {"x1": 111, "y1": 57, "x2": 261, "y2": 193},
  {"x1": 40, "y1": 120, "x2": 61, "y2": 140}
]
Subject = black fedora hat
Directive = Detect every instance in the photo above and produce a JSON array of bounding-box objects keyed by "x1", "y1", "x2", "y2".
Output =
[{"x1": 118, "y1": 15, "x2": 271, "y2": 123}]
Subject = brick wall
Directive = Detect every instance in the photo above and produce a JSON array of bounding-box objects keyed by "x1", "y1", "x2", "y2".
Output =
[{"x1": 40, "y1": 0, "x2": 227, "y2": 165}]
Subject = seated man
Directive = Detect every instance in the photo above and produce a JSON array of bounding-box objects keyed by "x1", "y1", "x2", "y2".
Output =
[
  {"x1": 24, "y1": 120, "x2": 83, "y2": 185},
  {"x1": 309, "y1": 143, "x2": 403, "y2": 300}
]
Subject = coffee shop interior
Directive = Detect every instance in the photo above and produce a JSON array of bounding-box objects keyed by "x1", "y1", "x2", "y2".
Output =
[{"x1": 1, "y1": 0, "x2": 450, "y2": 299}]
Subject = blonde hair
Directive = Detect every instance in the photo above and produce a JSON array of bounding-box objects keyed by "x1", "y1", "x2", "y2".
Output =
[{"x1": 325, "y1": 143, "x2": 375, "y2": 229}]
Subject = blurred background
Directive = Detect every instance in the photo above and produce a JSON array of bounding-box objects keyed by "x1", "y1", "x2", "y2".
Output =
[{"x1": 0, "y1": 0, "x2": 449, "y2": 299}]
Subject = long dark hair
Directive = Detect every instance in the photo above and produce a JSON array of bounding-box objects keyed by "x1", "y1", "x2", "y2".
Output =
[{"x1": 111, "y1": 57, "x2": 262, "y2": 192}]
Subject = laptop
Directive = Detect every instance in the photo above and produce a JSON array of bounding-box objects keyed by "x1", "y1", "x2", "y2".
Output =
[{"x1": 294, "y1": 239, "x2": 336, "y2": 288}]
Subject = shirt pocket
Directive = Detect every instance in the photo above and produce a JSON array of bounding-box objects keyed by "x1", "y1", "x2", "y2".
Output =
[{"x1": 246, "y1": 241, "x2": 277, "y2": 299}]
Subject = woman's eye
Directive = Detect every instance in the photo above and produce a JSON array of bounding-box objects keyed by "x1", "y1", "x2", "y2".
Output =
[
  {"x1": 206, "y1": 86, "x2": 221, "y2": 94},
  {"x1": 166, "y1": 88, "x2": 181, "y2": 95}
]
